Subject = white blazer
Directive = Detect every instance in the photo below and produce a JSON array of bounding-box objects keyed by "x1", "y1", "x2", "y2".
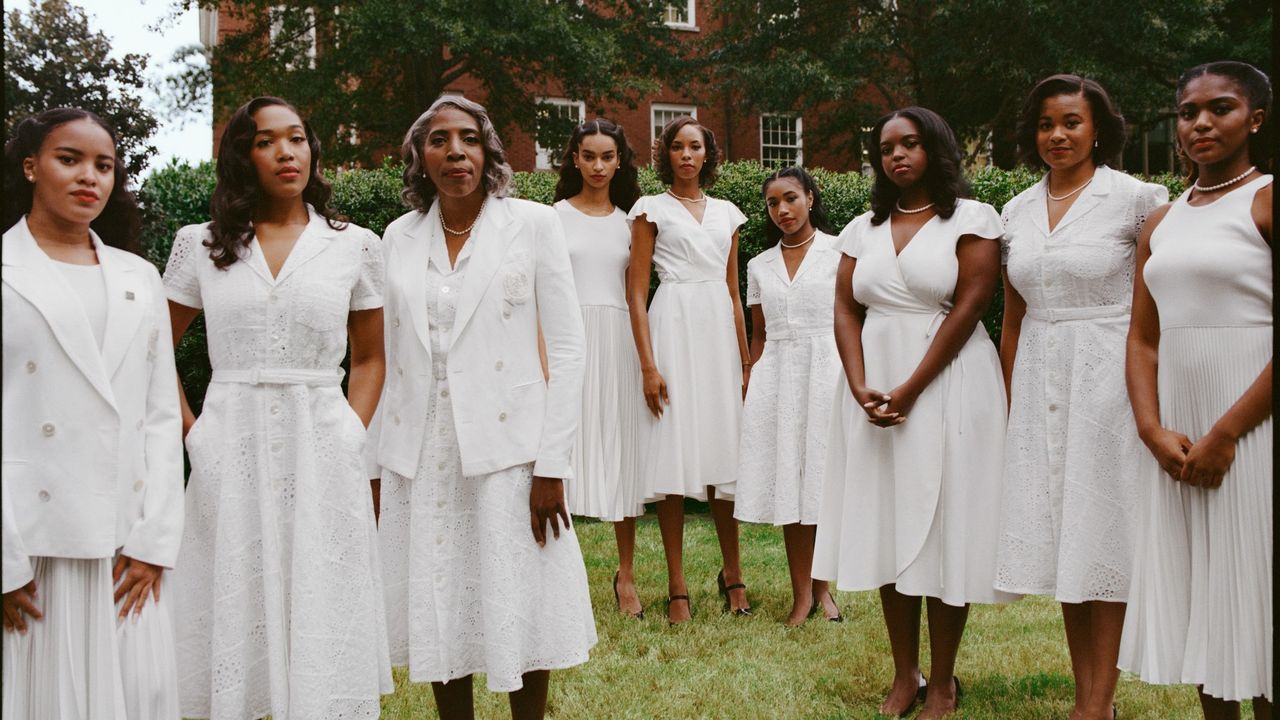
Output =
[
  {"x1": 374, "y1": 196, "x2": 585, "y2": 480},
  {"x1": 1, "y1": 218, "x2": 184, "y2": 593}
]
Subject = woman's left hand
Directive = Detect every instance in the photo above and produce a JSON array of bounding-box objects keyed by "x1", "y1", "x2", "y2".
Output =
[
  {"x1": 1180, "y1": 428, "x2": 1238, "y2": 488},
  {"x1": 112, "y1": 555, "x2": 163, "y2": 620},
  {"x1": 530, "y1": 476, "x2": 571, "y2": 547},
  {"x1": 882, "y1": 382, "x2": 921, "y2": 422}
]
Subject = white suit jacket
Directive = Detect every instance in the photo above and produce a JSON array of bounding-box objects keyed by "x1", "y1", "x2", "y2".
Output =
[
  {"x1": 1, "y1": 218, "x2": 184, "y2": 593},
  {"x1": 374, "y1": 196, "x2": 585, "y2": 480}
]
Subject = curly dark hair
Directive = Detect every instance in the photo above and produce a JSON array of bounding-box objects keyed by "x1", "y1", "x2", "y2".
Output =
[
  {"x1": 1016, "y1": 74, "x2": 1127, "y2": 170},
  {"x1": 761, "y1": 166, "x2": 832, "y2": 246},
  {"x1": 653, "y1": 116, "x2": 719, "y2": 188},
  {"x1": 867, "y1": 106, "x2": 969, "y2": 226},
  {"x1": 3, "y1": 108, "x2": 141, "y2": 254},
  {"x1": 207, "y1": 96, "x2": 344, "y2": 270},
  {"x1": 400, "y1": 95, "x2": 513, "y2": 212},
  {"x1": 1176, "y1": 60, "x2": 1273, "y2": 180},
  {"x1": 552, "y1": 118, "x2": 641, "y2": 212}
]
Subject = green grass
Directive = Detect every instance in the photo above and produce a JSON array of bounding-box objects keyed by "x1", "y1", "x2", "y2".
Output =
[{"x1": 378, "y1": 514, "x2": 1219, "y2": 719}]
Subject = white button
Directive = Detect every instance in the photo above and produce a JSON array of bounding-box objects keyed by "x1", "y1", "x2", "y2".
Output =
[
  {"x1": 397, "y1": 366, "x2": 404, "y2": 376},
  {"x1": 41, "y1": 423, "x2": 55, "y2": 437},
  {"x1": 37, "y1": 490, "x2": 50, "y2": 502},
  {"x1": 498, "y1": 412, "x2": 507, "y2": 422},
  {"x1": 269, "y1": 293, "x2": 278, "y2": 302},
  {"x1": 437, "y1": 462, "x2": 445, "y2": 471},
  {"x1": 393, "y1": 317, "x2": 401, "y2": 328},
  {"x1": 133, "y1": 480, "x2": 144, "y2": 492},
  {"x1": 441, "y1": 388, "x2": 449, "y2": 398},
  {"x1": 136, "y1": 420, "x2": 144, "y2": 430},
  {"x1": 393, "y1": 414, "x2": 401, "y2": 425},
  {"x1": 1049, "y1": 404, "x2": 1059, "y2": 412},
  {"x1": 25, "y1": 361, "x2": 36, "y2": 373},
  {"x1": 270, "y1": 405, "x2": 280, "y2": 415},
  {"x1": 436, "y1": 536, "x2": 445, "y2": 546},
  {"x1": 271, "y1": 334, "x2": 280, "y2": 341},
  {"x1": 502, "y1": 310, "x2": 511, "y2": 319},
  {"x1": 436, "y1": 499, "x2": 446, "y2": 509},
  {"x1": 435, "y1": 574, "x2": 446, "y2": 585},
  {"x1": 441, "y1": 286, "x2": 451, "y2": 294},
  {"x1": 271, "y1": 440, "x2": 283, "y2": 452},
  {"x1": 494, "y1": 361, "x2": 503, "y2": 371}
]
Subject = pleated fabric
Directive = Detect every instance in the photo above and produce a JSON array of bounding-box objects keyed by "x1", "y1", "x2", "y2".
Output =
[
  {"x1": 2, "y1": 556, "x2": 180, "y2": 720},
  {"x1": 566, "y1": 306, "x2": 646, "y2": 521},
  {"x1": 1119, "y1": 326, "x2": 1272, "y2": 701}
]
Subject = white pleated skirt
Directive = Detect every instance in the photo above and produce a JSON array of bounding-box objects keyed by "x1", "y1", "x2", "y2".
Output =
[
  {"x1": 567, "y1": 306, "x2": 646, "y2": 521},
  {"x1": 2, "y1": 555, "x2": 179, "y2": 720},
  {"x1": 1119, "y1": 326, "x2": 1272, "y2": 701}
]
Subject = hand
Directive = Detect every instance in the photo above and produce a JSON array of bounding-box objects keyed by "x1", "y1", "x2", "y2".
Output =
[
  {"x1": 882, "y1": 382, "x2": 921, "y2": 421},
  {"x1": 529, "y1": 476, "x2": 571, "y2": 547},
  {"x1": 1180, "y1": 427, "x2": 1237, "y2": 488},
  {"x1": 1141, "y1": 426, "x2": 1192, "y2": 481},
  {"x1": 852, "y1": 385, "x2": 902, "y2": 427},
  {"x1": 2, "y1": 580, "x2": 42, "y2": 633},
  {"x1": 113, "y1": 555, "x2": 163, "y2": 620},
  {"x1": 642, "y1": 368, "x2": 669, "y2": 419}
]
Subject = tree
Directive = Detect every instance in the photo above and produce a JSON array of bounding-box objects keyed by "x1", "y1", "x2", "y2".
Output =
[
  {"x1": 4, "y1": 0, "x2": 159, "y2": 177},
  {"x1": 703, "y1": 0, "x2": 1273, "y2": 168},
  {"x1": 172, "y1": 0, "x2": 683, "y2": 166}
]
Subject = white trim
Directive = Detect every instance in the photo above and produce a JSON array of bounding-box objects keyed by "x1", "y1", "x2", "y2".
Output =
[
  {"x1": 662, "y1": 0, "x2": 697, "y2": 29},
  {"x1": 760, "y1": 113, "x2": 803, "y2": 168},
  {"x1": 651, "y1": 103, "x2": 698, "y2": 144},
  {"x1": 198, "y1": 8, "x2": 219, "y2": 48},
  {"x1": 269, "y1": 5, "x2": 317, "y2": 68},
  {"x1": 535, "y1": 97, "x2": 586, "y2": 170}
]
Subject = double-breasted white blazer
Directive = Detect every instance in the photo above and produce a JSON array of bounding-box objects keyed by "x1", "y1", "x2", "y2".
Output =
[
  {"x1": 1, "y1": 218, "x2": 183, "y2": 593},
  {"x1": 374, "y1": 196, "x2": 585, "y2": 480}
]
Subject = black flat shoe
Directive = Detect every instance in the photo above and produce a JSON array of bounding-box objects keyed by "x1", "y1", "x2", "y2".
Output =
[
  {"x1": 716, "y1": 569, "x2": 752, "y2": 616},
  {"x1": 891, "y1": 676, "x2": 928, "y2": 718},
  {"x1": 612, "y1": 571, "x2": 644, "y2": 620},
  {"x1": 666, "y1": 594, "x2": 690, "y2": 626}
]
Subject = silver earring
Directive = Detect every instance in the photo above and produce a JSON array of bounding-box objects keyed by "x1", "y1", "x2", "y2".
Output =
[{"x1": 1093, "y1": 139, "x2": 1099, "y2": 148}]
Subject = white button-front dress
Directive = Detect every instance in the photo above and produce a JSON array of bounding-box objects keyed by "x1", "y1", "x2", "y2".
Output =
[
  {"x1": 813, "y1": 200, "x2": 1015, "y2": 606},
  {"x1": 163, "y1": 208, "x2": 393, "y2": 719},
  {"x1": 735, "y1": 232, "x2": 842, "y2": 526}
]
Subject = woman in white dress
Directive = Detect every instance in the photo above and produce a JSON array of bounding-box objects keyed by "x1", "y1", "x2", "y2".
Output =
[
  {"x1": 375, "y1": 95, "x2": 595, "y2": 720},
  {"x1": 736, "y1": 166, "x2": 843, "y2": 626},
  {"x1": 813, "y1": 106, "x2": 1012, "y2": 719},
  {"x1": 552, "y1": 119, "x2": 647, "y2": 619},
  {"x1": 627, "y1": 116, "x2": 751, "y2": 624},
  {"x1": 165, "y1": 97, "x2": 392, "y2": 720},
  {"x1": 993, "y1": 75, "x2": 1167, "y2": 720},
  {"x1": 1121, "y1": 61, "x2": 1272, "y2": 720},
  {"x1": 2, "y1": 108, "x2": 184, "y2": 720}
]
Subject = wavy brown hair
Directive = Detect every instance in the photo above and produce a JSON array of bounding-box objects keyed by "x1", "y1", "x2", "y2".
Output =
[
  {"x1": 653, "y1": 116, "x2": 720, "y2": 188},
  {"x1": 400, "y1": 95, "x2": 513, "y2": 212},
  {"x1": 552, "y1": 118, "x2": 641, "y2": 211},
  {"x1": 1015, "y1": 74, "x2": 1126, "y2": 170},
  {"x1": 207, "y1": 96, "x2": 344, "y2": 269}
]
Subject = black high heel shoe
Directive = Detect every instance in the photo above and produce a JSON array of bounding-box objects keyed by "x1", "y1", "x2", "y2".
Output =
[
  {"x1": 665, "y1": 594, "x2": 691, "y2": 626},
  {"x1": 612, "y1": 571, "x2": 644, "y2": 620},
  {"x1": 717, "y1": 569, "x2": 752, "y2": 616}
]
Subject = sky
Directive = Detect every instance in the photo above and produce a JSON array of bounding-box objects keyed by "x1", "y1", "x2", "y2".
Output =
[{"x1": 65, "y1": 0, "x2": 212, "y2": 174}]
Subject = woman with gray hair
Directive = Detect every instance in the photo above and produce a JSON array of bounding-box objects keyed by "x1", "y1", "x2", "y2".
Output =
[{"x1": 372, "y1": 95, "x2": 597, "y2": 719}]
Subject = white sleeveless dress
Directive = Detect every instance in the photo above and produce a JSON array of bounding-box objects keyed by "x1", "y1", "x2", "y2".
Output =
[
  {"x1": 627, "y1": 194, "x2": 747, "y2": 502},
  {"x1": 1118, "y1": 175, "x2": 1272, "y2": 702},
  {"x1": 554, "y1": 200, "x2": 645, "y2": 520},
  {"x1": 813, "y1": 200, "x2": 1015, "y2": 606}
]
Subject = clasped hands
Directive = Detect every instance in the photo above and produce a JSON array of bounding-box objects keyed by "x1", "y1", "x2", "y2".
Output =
[
  {"x1": 854, "y1": 383, "x2": 920, "y2": 427},
  {"x1": 1143, "y1": 425, "x2": 1238, "y2": 488}
]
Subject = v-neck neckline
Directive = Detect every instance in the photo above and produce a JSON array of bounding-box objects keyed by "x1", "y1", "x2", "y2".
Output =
[
  {"x1": 780, "y1": 242, "x2": 815, "y2": 283},
  {"x1": 888, "y1": 212, "x2": 937, "y2": 258},
  {"x1": 667, "y1": 191, "x2": 708, "y2": 225},
  {"x1": 249, "y1": 235, "x2": 303, "y2": 283}
]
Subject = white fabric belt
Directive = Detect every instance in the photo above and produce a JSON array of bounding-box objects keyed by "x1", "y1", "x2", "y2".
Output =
[
  {"x1": 211, "y1": 368, "x2": 344, "y2": 386},
  {"x1": 657, "y1": 277, "x2": 720, "y2": 285},
  {"x1": 767, "y1": 327, "x2": 834, "y2": 341},
  {"x1": 1026, "y1": 304, "x2": 1130, "y2": 323}
]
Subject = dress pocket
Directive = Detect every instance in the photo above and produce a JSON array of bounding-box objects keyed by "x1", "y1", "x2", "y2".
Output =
[{"x1": 296, "y1": 289, "x2": 349, "y2": 332}]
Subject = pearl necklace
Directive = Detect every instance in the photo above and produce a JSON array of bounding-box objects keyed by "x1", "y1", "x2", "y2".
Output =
[
  {"x1": 666, "y1": 189, "x2": 707, "y2": 203},
  {"x1": 895, "y1": 201, "x2": 934, "y2": 214},
  {"x1": 440, "y1": 196, "x2": 487, "y2": 235},
  {"x1": 1193, "y1": 166, "x2": 1256, "y2": 193},
  {"x1": 1046, "y1": 176, "x2": 1093, "y2": 201},
  {"x1": 780, "y1": 230, "x2": 816, "y2": 249}
]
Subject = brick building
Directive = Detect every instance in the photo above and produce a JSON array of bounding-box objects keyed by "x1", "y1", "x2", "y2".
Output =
[{"x1": 198, "y1": 1, "x2": 866, "y2": 173}]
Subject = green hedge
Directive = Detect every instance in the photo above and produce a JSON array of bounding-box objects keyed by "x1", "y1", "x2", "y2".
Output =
[{"x1": 137, "y1": 160, "x2": 1184, "y2": 411}]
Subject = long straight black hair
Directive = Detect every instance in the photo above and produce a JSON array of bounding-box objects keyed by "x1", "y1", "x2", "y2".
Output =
[{"x1": 553, "y1": 119, "x2": 641, "y2": 212}]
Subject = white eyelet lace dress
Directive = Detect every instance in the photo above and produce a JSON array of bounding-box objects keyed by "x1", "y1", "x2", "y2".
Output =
[
  {"x1": 163, "y1": 209, "x2": 393, "y2": 720},
  {"x1": 1118, "y1": 175, "x2": 1272, "y2": 702},
  {"x1": 994, "y1": 166, "x2": 1168, "y2": 602},
  {"x1": 735, "y1": 232, "x2": 842, "y2": 526}
]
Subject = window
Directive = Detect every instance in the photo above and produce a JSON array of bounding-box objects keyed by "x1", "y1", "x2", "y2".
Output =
[
  {"x1": 651, "y1": 103, "x2": 698, "y2": 145},
  {"x1": 760, "y1": 114, "x2": 802, "y2": 168},
  {"x1": 663, "y1": 0, "x2": 696, "y2": 28},
  {"x1": 269, "y1": 5, "x2": 317, "y2": 68},
  {"x1": 535, "y1": 97, "x2": 585, "y2": 170}
]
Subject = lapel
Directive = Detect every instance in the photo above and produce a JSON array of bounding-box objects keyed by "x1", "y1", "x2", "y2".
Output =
[
  {"x1": 96, "y1": 233, "x2": 145, "y2": 380},
  {"x1": 788, "y1": 232, "x2": 833, "y2": 285},
  {"x1": 1049, "y1": 165, "x2": 1113, "y2": 236},
  {"x1": 1027, "y1": 175, "x2": 1051, "y2": 238},
  {"x1": 273, "y1": 206, "x2": 337, "y2": 286},
  {"x1": 394, "y1": 206, "x2": 436, "y2": 354},
  {"x1": 1, "y1": 218, "x2": 116, "y2": 409},
  {"x1": 762, "y1": 246, "x2": 788, "y2": 284},
  {"x1": 450, "y1": 196, "x2": 518, "y2": 344}
]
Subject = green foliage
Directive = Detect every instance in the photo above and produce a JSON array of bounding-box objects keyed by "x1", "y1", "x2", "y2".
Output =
[
  {"x1": 4, "y1": 0, "x2": 159, "y2": 176},
  {"x1": 327, "y1": 159, "x2": 406, "y2": 236}
]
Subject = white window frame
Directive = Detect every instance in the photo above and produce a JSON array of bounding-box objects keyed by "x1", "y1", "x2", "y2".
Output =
[
  {"x1": 760, "y1": 113, "x2": 803, "y2": 168},
  {"x1": 269, "y1": 5, "x2": 317, "y2": 68},
  {"x1": 651, "y1": 103, "x2": 698, "y2": 146},
  {"x1": 662, "y1": 0, "x2": 697, "y2": 30},
  {"x1": 534, "y1": 97, "x2": 586, "y2": 170}
]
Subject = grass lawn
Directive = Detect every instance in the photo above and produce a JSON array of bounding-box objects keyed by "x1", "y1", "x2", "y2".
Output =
[{"x1": 378, "y1": 514, "x2": 1223, "y2": 719}]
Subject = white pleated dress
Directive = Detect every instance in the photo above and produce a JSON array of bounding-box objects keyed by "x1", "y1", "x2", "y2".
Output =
[
  {"x1": 554, "y1": 200, "x2": 645, "y2": 521},
  {"x1": 813, "y1": 201, "x2": 1016, "y2": 606},
  {"x1": 994, "y1": 167, "x2": 1168, "y2": 602},
  {"x1": 164, "y1": 211, "x2": 393, "y2": 719},
  {"x1": 627, "y1": 193, "x2": 747, "y2": 501},
  {"x1": 378, "y1": 226, "x2": 598, "y2": 693},
  {"x1": 735, "y1": 232, "x2": 842, "y2": 526},
  {"x1": 1118, "y1": 175, "x2": 1272, "y2": 702}
]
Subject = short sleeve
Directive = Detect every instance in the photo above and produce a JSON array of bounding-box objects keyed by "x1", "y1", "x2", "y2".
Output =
[
  {"x1": 1132, "y1": 182, "x2": 1170, "y2": 237},
  {"x1": 957, "y1": 200, "x2": 1003, "y2": 241},
  {"x1": 998, "y1": 199, "x2": 1016, "y2": 265},
  {"x1": 626, "y1": 195, "x2": 659, "y2": 228},
  {"x1": 350, "y1": 228, "x2": 385, "y2": 311},
  {"x1": 725, "y1": 200, "x2": 748, "y2": 232},
  {"x1": 745, "y1": 259, "x2": 763, "y2": 306},
  {"x1": 838, "y1": 213, "x2": 869, "y2": 258},
  {"x1": 162, "y1": 225, "x2": 206, "y2": 309}
]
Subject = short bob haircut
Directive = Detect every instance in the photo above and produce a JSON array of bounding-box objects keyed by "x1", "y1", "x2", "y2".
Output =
[
  {"x1": 867, "y1": 106, "x2": 969, "y2": 226},
  {"x1": 1176, "y1": 61, "x2": 1272, "y2": 177},
  {"x1": 1015, "y1": 73, "x2": 1126, "y2": 169},
  {"x1": 553, "y1": 118, "x2": 641, "y2": 212},
  {"x1": 401, "y1": 95, "x2": 513, "y2": 211},
  {"x1": 207, "y1": 96, "x2": 345, "y2": 270},
  {"x1": 3, "y1": 107, "x2": 142, "y2": 254},
  {"x1": 761, "y1": 166, "x2": 833, "y2": 246},
  {"x1": 653, "y1": 115, "x2": 720, "y2": 188}
]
